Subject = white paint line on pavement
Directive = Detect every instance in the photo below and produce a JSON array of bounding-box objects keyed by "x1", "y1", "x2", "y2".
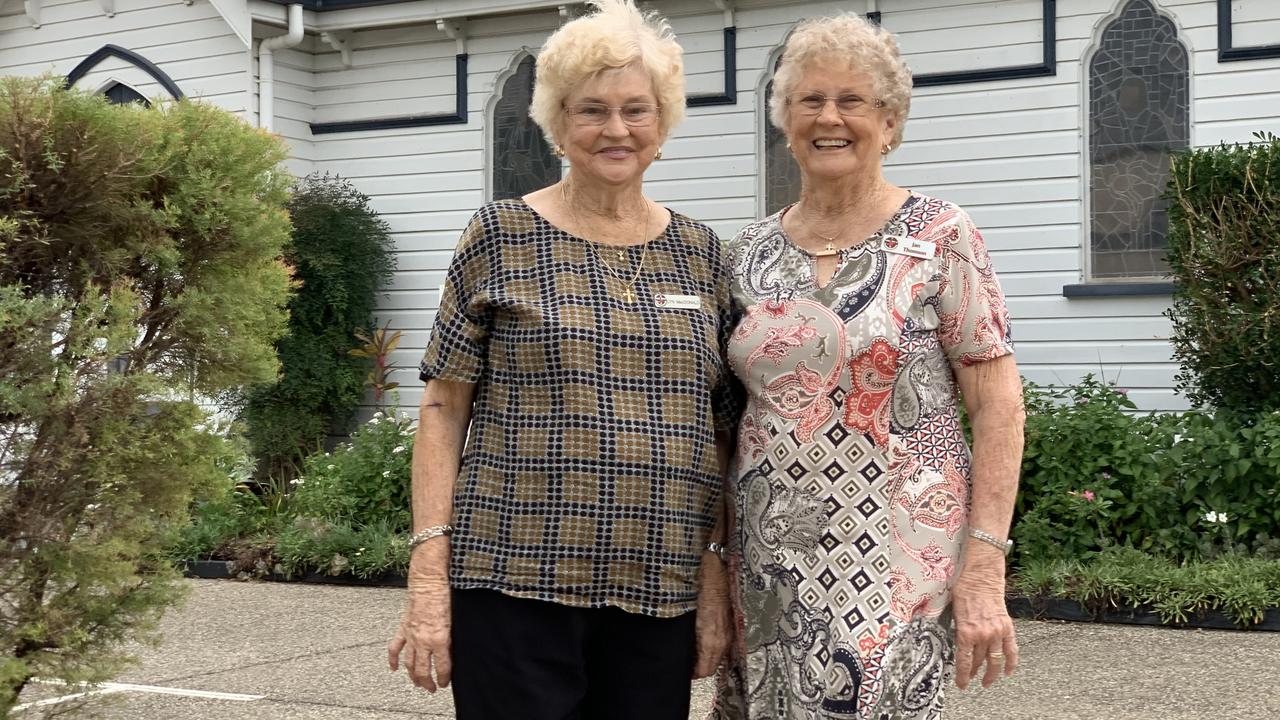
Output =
[
  {"x1": 14, "y1": 681, "x2": 263, "y2": 713},
  {"x1": 100, "y1": 683, "x2": 265, "y2": 701}
]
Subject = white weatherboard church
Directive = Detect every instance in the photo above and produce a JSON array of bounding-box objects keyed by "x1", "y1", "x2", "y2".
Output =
[{"x1": 3, "y1": 0, "x2": 1278, "y2": 412}]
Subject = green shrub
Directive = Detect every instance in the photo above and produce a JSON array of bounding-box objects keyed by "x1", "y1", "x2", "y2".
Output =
[
  {"x1": 1166, "y1": 132, "x2": 1280, "y2": 413},
  {"x1": 1015, "y1": 377, "x2": 1280, "y2": 565},
  {"x1": 290, "y1": 412, "x2": 415, "y2": 531},
  {"x1": 1015, "y1": 377, "x2": 1191, "y2": 563},
  {"x1": 0, "y1": 77, "x2": 292, "y2": 713},
  {"x1": 240, "y1": 173, "x2": 395, "y2": 480},
  {"x1": 275, "y1": 517, "x2": 409, "y2": 579},
  {"x1": 1166, "y1": 410, "x2": 1280, "y2": 556}
]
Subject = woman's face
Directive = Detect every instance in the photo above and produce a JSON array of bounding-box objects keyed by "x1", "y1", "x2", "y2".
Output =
[
  {"x1": 558, "y1": 65, "x2": 664, "y2": 189},
  {"x1": 783, "y1": 62, "x2": 896, "y2": 186}
]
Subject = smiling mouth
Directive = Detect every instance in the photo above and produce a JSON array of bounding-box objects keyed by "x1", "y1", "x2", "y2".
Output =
[{"x1": 813, "y1": 139, "x2": 851, "y2": 148}]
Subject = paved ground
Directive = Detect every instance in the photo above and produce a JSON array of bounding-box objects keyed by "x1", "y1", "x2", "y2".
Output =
[{"x1": 12, "y1": 579, "x2": 1280, "y2": 719}]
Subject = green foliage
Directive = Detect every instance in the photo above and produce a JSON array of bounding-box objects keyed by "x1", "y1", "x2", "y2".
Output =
[
  {"x1": 1015, "y1": 377, "x2": 1190, "y2": 563},
  {"x1": 0, "y1": 77, "x2": 292, "y2": 712},
  {"x1": 1012, "y1": 547, "x2": 1280, "y2": 627},
  {"x1": 240, "y1": 173, "x2": 395, "y2": 480},
  {"x1": 275, "y1": 517, "x2": 409, "y2": 579},
  {"x1": 290, "y1": 412, "x2": 415, "y2": 532},
  {"x1": 1015, "y1": 376, "x2": 1280, "y2": 566},
  {"x1": 1166, "y1": 132, "x2": 1280, "y2": 413}
]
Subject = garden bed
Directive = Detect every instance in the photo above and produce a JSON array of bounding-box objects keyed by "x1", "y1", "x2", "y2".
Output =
[
  {"x1": 184, "y1": 559, "x2": 406, "y2": 587},
  {"x1": 1005, "y1": 595, "x2": 1280, "y2": 631}
]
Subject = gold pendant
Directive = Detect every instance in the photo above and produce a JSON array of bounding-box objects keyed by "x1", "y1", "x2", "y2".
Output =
[
  {"x1": 623, "y1": 288, "x2": 634, "y2": 303},
  {"x1": 616, "y1": 249, "x2": 626, "y2": 262}
]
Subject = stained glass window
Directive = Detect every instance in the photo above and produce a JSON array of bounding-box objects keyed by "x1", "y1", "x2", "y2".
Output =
[
  {"x1": 493, "y1": 55, "x2": 560, "y2": 200},
  {"x1": 1088, "y1": 0, "x2": 1188, "y2": 279},
  {"x1": 103, "y1": 82, "x2": 148, "y2": 106},
  {"x1": 764, "y1": 77, "x2": 802, "y2": 216},
  {"x1": 763, "y1": 49, "x2": 803, "y2": 218}
]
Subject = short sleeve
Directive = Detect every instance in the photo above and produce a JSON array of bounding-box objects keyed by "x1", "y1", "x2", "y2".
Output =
[
  {"x1": 419, "y1": 212, "x2": 493, "y2": 383},
  {"x1": 935, "y1": 208, "x2": 1014, "y2": 368}
]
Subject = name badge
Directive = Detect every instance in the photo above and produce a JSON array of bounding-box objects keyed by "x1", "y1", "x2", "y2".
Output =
[
  {"x1": 654, "y1": 293, "x2": 702, "y2": 310},
  {"x1": 882, "y1": 235, "x2": 936, "y2": 259}
]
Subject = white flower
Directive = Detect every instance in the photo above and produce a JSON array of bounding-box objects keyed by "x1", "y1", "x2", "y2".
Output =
[
  {"x1": 327, "y1": 464, "x2": 336, "y2": 470},
  {"x1": 372, "y1": 411, "x2": 384, "y2": 419},
  {"x1": 382, "y1": 470, "x2": 391, "y2": 477},
  {"x1": 1202, "y1": 511, "x2": 1229, "y2": 524},
  {"x1": 401, "y1": 429, "x2": 414, "y2": 437},
  {"x1": 392, "y1": 446, "x2": 405, "y2": 454},
  {"x1": 291, "y1": 477, "x2": 306, "y2": 486}
]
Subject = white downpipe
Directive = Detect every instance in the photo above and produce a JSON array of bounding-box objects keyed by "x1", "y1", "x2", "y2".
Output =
[{"x1": 258, "y1": 3, "x2": 303, "y2": 133}]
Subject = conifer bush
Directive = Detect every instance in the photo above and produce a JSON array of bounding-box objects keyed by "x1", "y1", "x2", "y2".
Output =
[
  {"x1": 239, "y1": 173, "x2": 394, "y2": 481},
  {"x1": 0, "y1": 77, "x2": 292, "y2": 713},
  {"x1": 1166, "y1": 132, "x2": 1280, "y2": 413}
]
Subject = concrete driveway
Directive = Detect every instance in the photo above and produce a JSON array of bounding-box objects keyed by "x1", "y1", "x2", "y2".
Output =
[{"x1": 13, "y1": 579, "x2": 1280, "y2": 719}]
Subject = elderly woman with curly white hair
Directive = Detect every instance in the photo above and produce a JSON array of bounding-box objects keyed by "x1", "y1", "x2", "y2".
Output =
[
  {"x1": 714, "y1": 13, "x2": 1024, "y2": 719},
  {"x1": 386, "y1": 1, "x2": 741, "y2": 717}
]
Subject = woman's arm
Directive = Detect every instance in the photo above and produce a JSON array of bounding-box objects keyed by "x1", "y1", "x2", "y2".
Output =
[
  {"x1": 693, "y1": 429, "x2": 735, "y2": 678},
  {"x1": 950, "y1": 353, "x2": 1024, "y2": 690},
  {"x1": 387, "y1": 378, "x2": 476, "y2": 692}
]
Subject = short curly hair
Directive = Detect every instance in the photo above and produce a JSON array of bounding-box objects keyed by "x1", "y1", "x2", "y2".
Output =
[
  {"x1": 769, "y1": 13, "x2": 913, "y2": 151},
  {"x1": 530, "y1": 0, "x2": 686, "y2": 145}
]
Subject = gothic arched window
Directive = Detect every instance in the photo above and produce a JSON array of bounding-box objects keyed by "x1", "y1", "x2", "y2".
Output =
[
  {"x1": 763, "y1": 53, "x2": 801, "y2": 216},
  {"x1": 1088, "y1": 0, "x2": 1189, "y2": 279},
  {"x1": 492, "y1": 55, "x2": 560, "y2": 200},
  {"x1": 103, "y1": 82, "x2": 149, "y2": 106}
]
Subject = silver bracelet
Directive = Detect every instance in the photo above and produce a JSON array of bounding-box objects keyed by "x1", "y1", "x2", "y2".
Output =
[
  {"x1": 968, "y1": 527, "x2": 1013, "y2": 556},
  {"x1": 408, "y1": 524, "x2": 454, "y2": 550}
]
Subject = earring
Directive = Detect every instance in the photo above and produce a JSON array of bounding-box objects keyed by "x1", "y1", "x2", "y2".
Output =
[
  {"x1": 881, "y1": 143, "x2": 891, "y2": 155},
  {"x1": 553, "y1": 144, "x2": 565, "y2": 158},
  {"x1": 654, "y1": 148, "x2": 663, "y2": 160},
  {"x1": 785, "y1": 141, "x2": 792, "y2": 150}
]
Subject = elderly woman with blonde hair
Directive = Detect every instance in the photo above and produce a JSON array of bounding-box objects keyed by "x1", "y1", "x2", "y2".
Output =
[
  {"x1": 386, "y1": 1, "x2": 741, "y2": 717},
  {"x1": 714, "y1": 12, "x2": 1023, "y2": 719}
]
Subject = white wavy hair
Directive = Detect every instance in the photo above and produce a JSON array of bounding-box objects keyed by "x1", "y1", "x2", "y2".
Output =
[
  {"x1": 529, "y1": 0, "x2": 686, "y2": 145},
  {"x1": 769, "y1": 13, "x2": 913, "y2": 151}
]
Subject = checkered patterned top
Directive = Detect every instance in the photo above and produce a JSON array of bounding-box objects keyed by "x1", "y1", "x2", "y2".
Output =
[{"x1": 420, "y1": 199, "x2": 741, "y2": 617}]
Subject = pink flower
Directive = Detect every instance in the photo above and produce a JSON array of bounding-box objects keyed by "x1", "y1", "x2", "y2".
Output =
[{"x1": 1082, "y1": 490, "x2": 1096, "y2": 502}]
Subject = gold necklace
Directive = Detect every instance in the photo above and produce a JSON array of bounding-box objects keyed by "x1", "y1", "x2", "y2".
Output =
[
  {"x1": 561, "y1": 182, "x2": 651, "y2": 303},
  {"x1": 796, "y1": 201, "x2": 849, "y2": 257}
]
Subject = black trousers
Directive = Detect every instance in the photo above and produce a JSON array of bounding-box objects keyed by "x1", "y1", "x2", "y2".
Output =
[{"x1": 450, "y1": 588, "x2": 697, "y2": 720}]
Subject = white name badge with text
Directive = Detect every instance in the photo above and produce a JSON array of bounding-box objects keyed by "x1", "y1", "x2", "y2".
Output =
[
  {"x1": 654, "y1": 293, "x2": 702, "y2": 310},
  {"x1": 882, "y1": 235, "x2": 936, "y2": 260}
]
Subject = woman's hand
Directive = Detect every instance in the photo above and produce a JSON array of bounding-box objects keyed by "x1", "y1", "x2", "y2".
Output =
[
  {"x1": 950, "y1": 545, "x2": 1018, "y2": 690},
  {"x1": 387, "y1": 551, "x2": 453, "y2": 692},
  {"x1": 693, "y1": 551, "x2": 731, "y2": 678}
]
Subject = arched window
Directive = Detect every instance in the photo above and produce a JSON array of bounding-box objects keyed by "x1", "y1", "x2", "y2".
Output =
[
  {"x1": 492, "y1": 55, "x2": 560, "y2": 200},
  {"x1": 763, "y1": 54, "x2": 801, "y2": 216},
  {"x1": 1088, "y1": 0, "x2": 1189, "y2": 280},
  {"x1": 103, "y1": 82, "x2": 149, "y2": 107}
]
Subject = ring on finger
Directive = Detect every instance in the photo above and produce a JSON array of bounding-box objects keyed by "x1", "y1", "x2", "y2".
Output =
[{"x1": 988, "y1": 651, "x2": 1005, "y2": 658}]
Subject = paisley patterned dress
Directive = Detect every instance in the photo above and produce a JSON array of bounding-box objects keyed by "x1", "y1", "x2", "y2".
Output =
[{"x1": 712, "y1": 194, "x2": 1014, "y2": 720}]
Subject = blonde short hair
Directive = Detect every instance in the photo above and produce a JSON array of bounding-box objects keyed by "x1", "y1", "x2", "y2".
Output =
[
  {"x1": 530, "y1": 0, "x2": 686, "y2": 144},
  {"x1": 769, "y1": 14, "x2": 913, "y2": 151}
]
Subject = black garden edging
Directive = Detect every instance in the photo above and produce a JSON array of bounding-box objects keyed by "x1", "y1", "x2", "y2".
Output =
[
  {"x1": 1005, "y1": 595, "x2": 1280, "y2": 632},
  {"x1": 184, "y1": 559, "x2": 406, "y2": 587}
]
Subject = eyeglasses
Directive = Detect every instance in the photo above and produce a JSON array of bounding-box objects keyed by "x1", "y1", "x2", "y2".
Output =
[
  {"x1": 787, "y1": 92, "x2": 885, "y2": 117},
  {"x1": 565, "y1": 103, "x2": 661, "y2": 127}
]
